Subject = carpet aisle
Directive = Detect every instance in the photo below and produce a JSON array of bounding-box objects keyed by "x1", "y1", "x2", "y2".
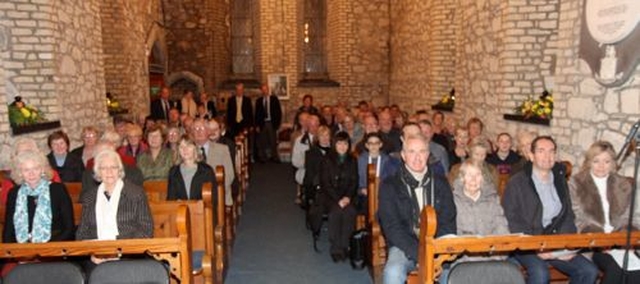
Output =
[{"x1": 225, "y1": 162, "x2": 372, "y2": 284}]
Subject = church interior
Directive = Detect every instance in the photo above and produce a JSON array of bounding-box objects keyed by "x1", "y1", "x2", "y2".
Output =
[{"x1": 0, "y1": 0, "x2": 639, "y2": 283}]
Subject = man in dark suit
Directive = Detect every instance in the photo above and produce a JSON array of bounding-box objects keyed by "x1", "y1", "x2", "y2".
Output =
[
  {"x1": 150, "y1": 87, "x2": 181, "y2": 121},
  {"x1": 255, "y1": 84, "x2": 282, "y2": 162},
  {"x1": 226, "y1": 83, "x2": 253, "y2": 138},
  {"x1": 200, "y1": 92, "x2": 217, "y2": 119}
]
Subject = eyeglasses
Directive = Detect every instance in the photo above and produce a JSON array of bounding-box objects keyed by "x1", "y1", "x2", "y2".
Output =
[{"x1": 98, "y1": 166, "x2": 119, "y2": 172}]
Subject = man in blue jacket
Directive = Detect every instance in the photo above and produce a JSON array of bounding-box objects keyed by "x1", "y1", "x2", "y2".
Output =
[{"x1": 378, "y1": 134, "x2": 456, "y2": 284}]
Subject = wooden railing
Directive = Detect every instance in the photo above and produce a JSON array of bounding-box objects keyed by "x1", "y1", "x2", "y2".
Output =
[
  {"x1": 0, "y1": 205, "x2": 194, "y2": 283},
  {"x1": 408, "y1": 206, "x2": 640, "y2": 284}
]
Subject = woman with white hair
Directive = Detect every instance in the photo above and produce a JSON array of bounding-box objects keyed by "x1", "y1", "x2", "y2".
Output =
[
  {"x1": 3, "y1": 150, "x2": 74, "y2": 243},
  {"x1": 76, "y1": 149, "x2": 152, "y2": 265}
]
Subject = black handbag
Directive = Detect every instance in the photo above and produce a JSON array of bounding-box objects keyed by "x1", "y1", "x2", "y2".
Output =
[{"x1": 349, "y1": 229, "x2": 370, "y2": 270}]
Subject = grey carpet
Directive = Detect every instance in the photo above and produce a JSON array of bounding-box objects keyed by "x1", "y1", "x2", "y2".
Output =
[{"x1": 225, "y1": 162, "x2": 373, "y2": 284}]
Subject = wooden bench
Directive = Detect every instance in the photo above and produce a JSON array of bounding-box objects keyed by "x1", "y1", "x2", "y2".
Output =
[
  {"x1": 2, "y1": 181, "x2": 225, "y2": 284},
  {"x1": 64, "y1": 180, "x2": 168, "y2": 204},
  {"x1": 144, "y1": 180, "x2": 170, "y2": 201},
  {"x1": 64, "y1": 182, "x2": 83, "y2": 203},
  {"x1": 407, "y1": 206, "x2": 640, "y2": 284},
  {"x1": 367, "y1": 163, "x2": 386, "y2": 283},
  {"x1": 0, "y1": 204, "x2": 195, "y2": 283}
]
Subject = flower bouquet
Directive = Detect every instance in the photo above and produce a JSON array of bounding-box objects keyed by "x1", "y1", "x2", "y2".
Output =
[
  {"x1": 432, "y1": 88, "x2": 456, "y2": 111},
  {"x1": 106, "y1": 92, "x2": 127, "y2": 115},
  {"x1": 8, "y1": 96, "x2": 47, "y2": 126},
  {"x1": 514, "y1": 90, "x2": 553, "y2": 119}
]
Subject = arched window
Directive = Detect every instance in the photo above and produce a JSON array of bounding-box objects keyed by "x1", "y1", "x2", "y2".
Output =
[
  {"x1": 231, "y1": 0, "x2": 255, "y2": 76},
  {"x1": 302, "y1": 0, "x2": 327, "y2": 79}
]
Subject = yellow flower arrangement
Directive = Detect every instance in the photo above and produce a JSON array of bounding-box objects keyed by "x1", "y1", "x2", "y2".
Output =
[
  {"x1": 8, "y1": 96, "x2": 47, "y2": 126},
  {"x1": 434, "y1": 88, "x2": 456, "y2": 109},
  {"x1": 515, "y1": 90, "x2": 553, "y2": 119}
]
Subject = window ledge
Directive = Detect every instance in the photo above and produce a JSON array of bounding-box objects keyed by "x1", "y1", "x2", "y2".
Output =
[
  {"x1": 503, "y1": 114, "x2": 550, "y2": 126},
  {"x1": 11, "y1": 121, "x2": 61, "y2": 135},
  {"x1": 219, "y1": 79, "x2": 261, "y2": 90},
  {"x1": 297, "y1": 79, "x2": 340, "y2": 88}
]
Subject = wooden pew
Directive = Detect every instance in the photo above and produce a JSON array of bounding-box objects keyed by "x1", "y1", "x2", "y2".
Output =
[
  {"x1": 150, "y1": 192, "x2": 213, "y2": 284},
  {"x1": 408, "y1": 206, "x2": 640, "y2": 284},
  {"x1": 214, "y1": 166, "x2": 228, "y2": 282},
  {"x1": 0, "y1": 205, "x2": 194, "y2": 284},
  {"x1": 367, "y1": 163, "x2": 386, "y2": 283},
  {"x1": 2, "y1": 182, "x2": 222, "y2": 284},
  {"x1": 64, "y1": 182, "x2": 83, "y2": 203},
  {"x1": 64, "y1": 180, "x2": 168, "y2": 204},
  {"x1": 144, "y1": 180, "x2": 169, "y2": 202}
]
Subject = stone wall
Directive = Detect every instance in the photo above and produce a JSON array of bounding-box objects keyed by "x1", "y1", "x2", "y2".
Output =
[
  {"x1": 388, "y1": 0, "x2": 638, "y2": 174},
  {"x1": 219, "y1": 0, "x2": 392, "y2": 118},
  {"x1": 389, "y1": 0, "x2": 456, "y2": 112},
  {"x1": 54, "y1": 0, "x2": 110, "y2": 138},
  {"x1": 0, "y1": 0, "x2": 108, "y2": 169},
  {"x1": 554, "y1": 0, "x2": 640, "y2": 176},
  {"x1": 164, "y1": 0, "x2": 216, "y2": 95},
  {"x1": 101, "y1": 0, "x2": 161, "y2": 118}
]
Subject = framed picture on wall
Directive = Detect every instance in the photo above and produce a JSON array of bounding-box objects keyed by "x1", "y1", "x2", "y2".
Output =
[{"x1": 268, "y1": 73, "x2": 289, "y2": 100}]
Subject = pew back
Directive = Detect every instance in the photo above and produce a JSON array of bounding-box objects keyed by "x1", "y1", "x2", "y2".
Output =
[
  {"x1": 0, "y1": 205, "x2": 194, "y2": 284},
  {"x1": 143, "y1": 180, "x2": 168, "y2": 202},
  {"x1": 411, "y1": 206, "x2": 640, "y2": 284}
]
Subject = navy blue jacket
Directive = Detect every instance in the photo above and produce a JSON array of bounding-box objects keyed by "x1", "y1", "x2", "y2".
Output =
[{"x1": 378, "y1": 166, "x2": 456, "y2": 261}]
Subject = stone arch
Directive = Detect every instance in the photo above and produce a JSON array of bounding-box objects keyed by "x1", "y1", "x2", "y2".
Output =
[
  {"x1": 166, "y1": 71, "x2": 205, "y2": 96},
  {"x1": 145, "y1": 22, "x2": 167, "y2": 74}
]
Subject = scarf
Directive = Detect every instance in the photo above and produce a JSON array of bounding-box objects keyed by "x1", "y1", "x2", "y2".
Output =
[
  {"x1": 14, "y1": 179, "x2": 52, "y2": 243},
  {"x1": 399, "y1": 164, "x2": 432, "y2": 237},
  {"x1": 96, "y1": 179, "x2": 124, "y2": 240}
]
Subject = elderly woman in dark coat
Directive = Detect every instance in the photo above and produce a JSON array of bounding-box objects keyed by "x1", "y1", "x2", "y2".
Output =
[
  {"x1": 569, "y1": 140, "x2": 639, "y2": 284},
  {"x1": 76, "y1": 149, "x2": 153, "y2": 267}
]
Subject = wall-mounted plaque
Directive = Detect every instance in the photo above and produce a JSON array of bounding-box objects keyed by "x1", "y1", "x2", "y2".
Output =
[{"x1": 580, "y1": 0, "x2": 640, "y2": 87}]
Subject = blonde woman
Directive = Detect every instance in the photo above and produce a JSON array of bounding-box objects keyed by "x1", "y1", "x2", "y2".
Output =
[
  {"x1": 4, "y1": 150, "x2": 74, "y2": 243},
  {"x1": 569, "y1": 141, "x2": 639, "y2": 284}
]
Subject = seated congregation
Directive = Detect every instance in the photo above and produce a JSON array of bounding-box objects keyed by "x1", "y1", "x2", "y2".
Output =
[
  {"x1": 290, "y1": 96, "x2": 639, "y2": 284},
  {"x1": 0, "y1": 108, "x2": 252, "y2": 283}
]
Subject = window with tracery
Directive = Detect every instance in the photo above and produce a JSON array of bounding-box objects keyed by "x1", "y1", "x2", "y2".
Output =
[
  {"x1": 302, "y1": 0, "x2": 327, "y2": 79},
  {"x1": 231, "y1": 0, "x2": 254, "y2": 75}
]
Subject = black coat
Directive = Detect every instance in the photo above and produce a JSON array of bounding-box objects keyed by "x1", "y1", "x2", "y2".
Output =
[
  {"x1": 150, "y1": 98, "x2": 181, "y2": 121},
  {"x1": 255, "y1": 95, "x2": 282, "y2": 130},
  {"x1": 319, "y1": 151, "x2": 358, "y2": 205},
  {"x1": 303, "y1": 145, "x2": 330, "y2": 191},
  {"x1": 47, "y1": 152, "x2": 85, "y2": 182},
  {"x1": 3, "y1": 182, "x2": 75, "y2": 243},
  {"x1": 502, "y1": 162, "x2": 576, "y2": 235},
  {"x1": 226, "y1": 95, "x2": 253, "y2": 137},
  {"x1": 167, "y1": 162, "x2": 217, "y2": 201},
  {"x1": 378, "y1": 166, "x2": 456, "y2": 261}
]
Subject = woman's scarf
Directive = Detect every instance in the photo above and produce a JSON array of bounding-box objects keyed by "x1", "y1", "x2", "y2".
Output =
[
  {"x1": 96, "y1": 179, "x2": 124, "y2": 240},
  {"x1": 14, "y1": 179, "x2": 52, "y2": 243}
]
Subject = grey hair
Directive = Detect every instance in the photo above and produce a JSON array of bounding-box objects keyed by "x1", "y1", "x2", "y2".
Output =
[
  {"x1": 100, "y1": 130, "x2": 123, "y2": 148},
  {"x1": 93, "y1": 149, "x2": 125, "y2": 181},
  {"x1": 11, "y1": 150, "x2": 53, "y2": 184}
]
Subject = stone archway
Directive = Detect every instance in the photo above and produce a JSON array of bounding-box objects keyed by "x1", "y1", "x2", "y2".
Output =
[{"x1": 166, "y1": 71, "x2": 205, "y2": 96}]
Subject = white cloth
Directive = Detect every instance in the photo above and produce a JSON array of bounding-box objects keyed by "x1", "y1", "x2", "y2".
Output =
[
  {"x1": 181, "y1": 97, "x2": 198, "y2": 118},
  {"x1": 592, "y1": 173, "x2": 613, "y2": 233},
  {"x1": 236, "y1": 97, "x2": 243, "y2": 123},
  {"x1": 95, "y1": 179, "x2": 124, "y2": 240}
]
